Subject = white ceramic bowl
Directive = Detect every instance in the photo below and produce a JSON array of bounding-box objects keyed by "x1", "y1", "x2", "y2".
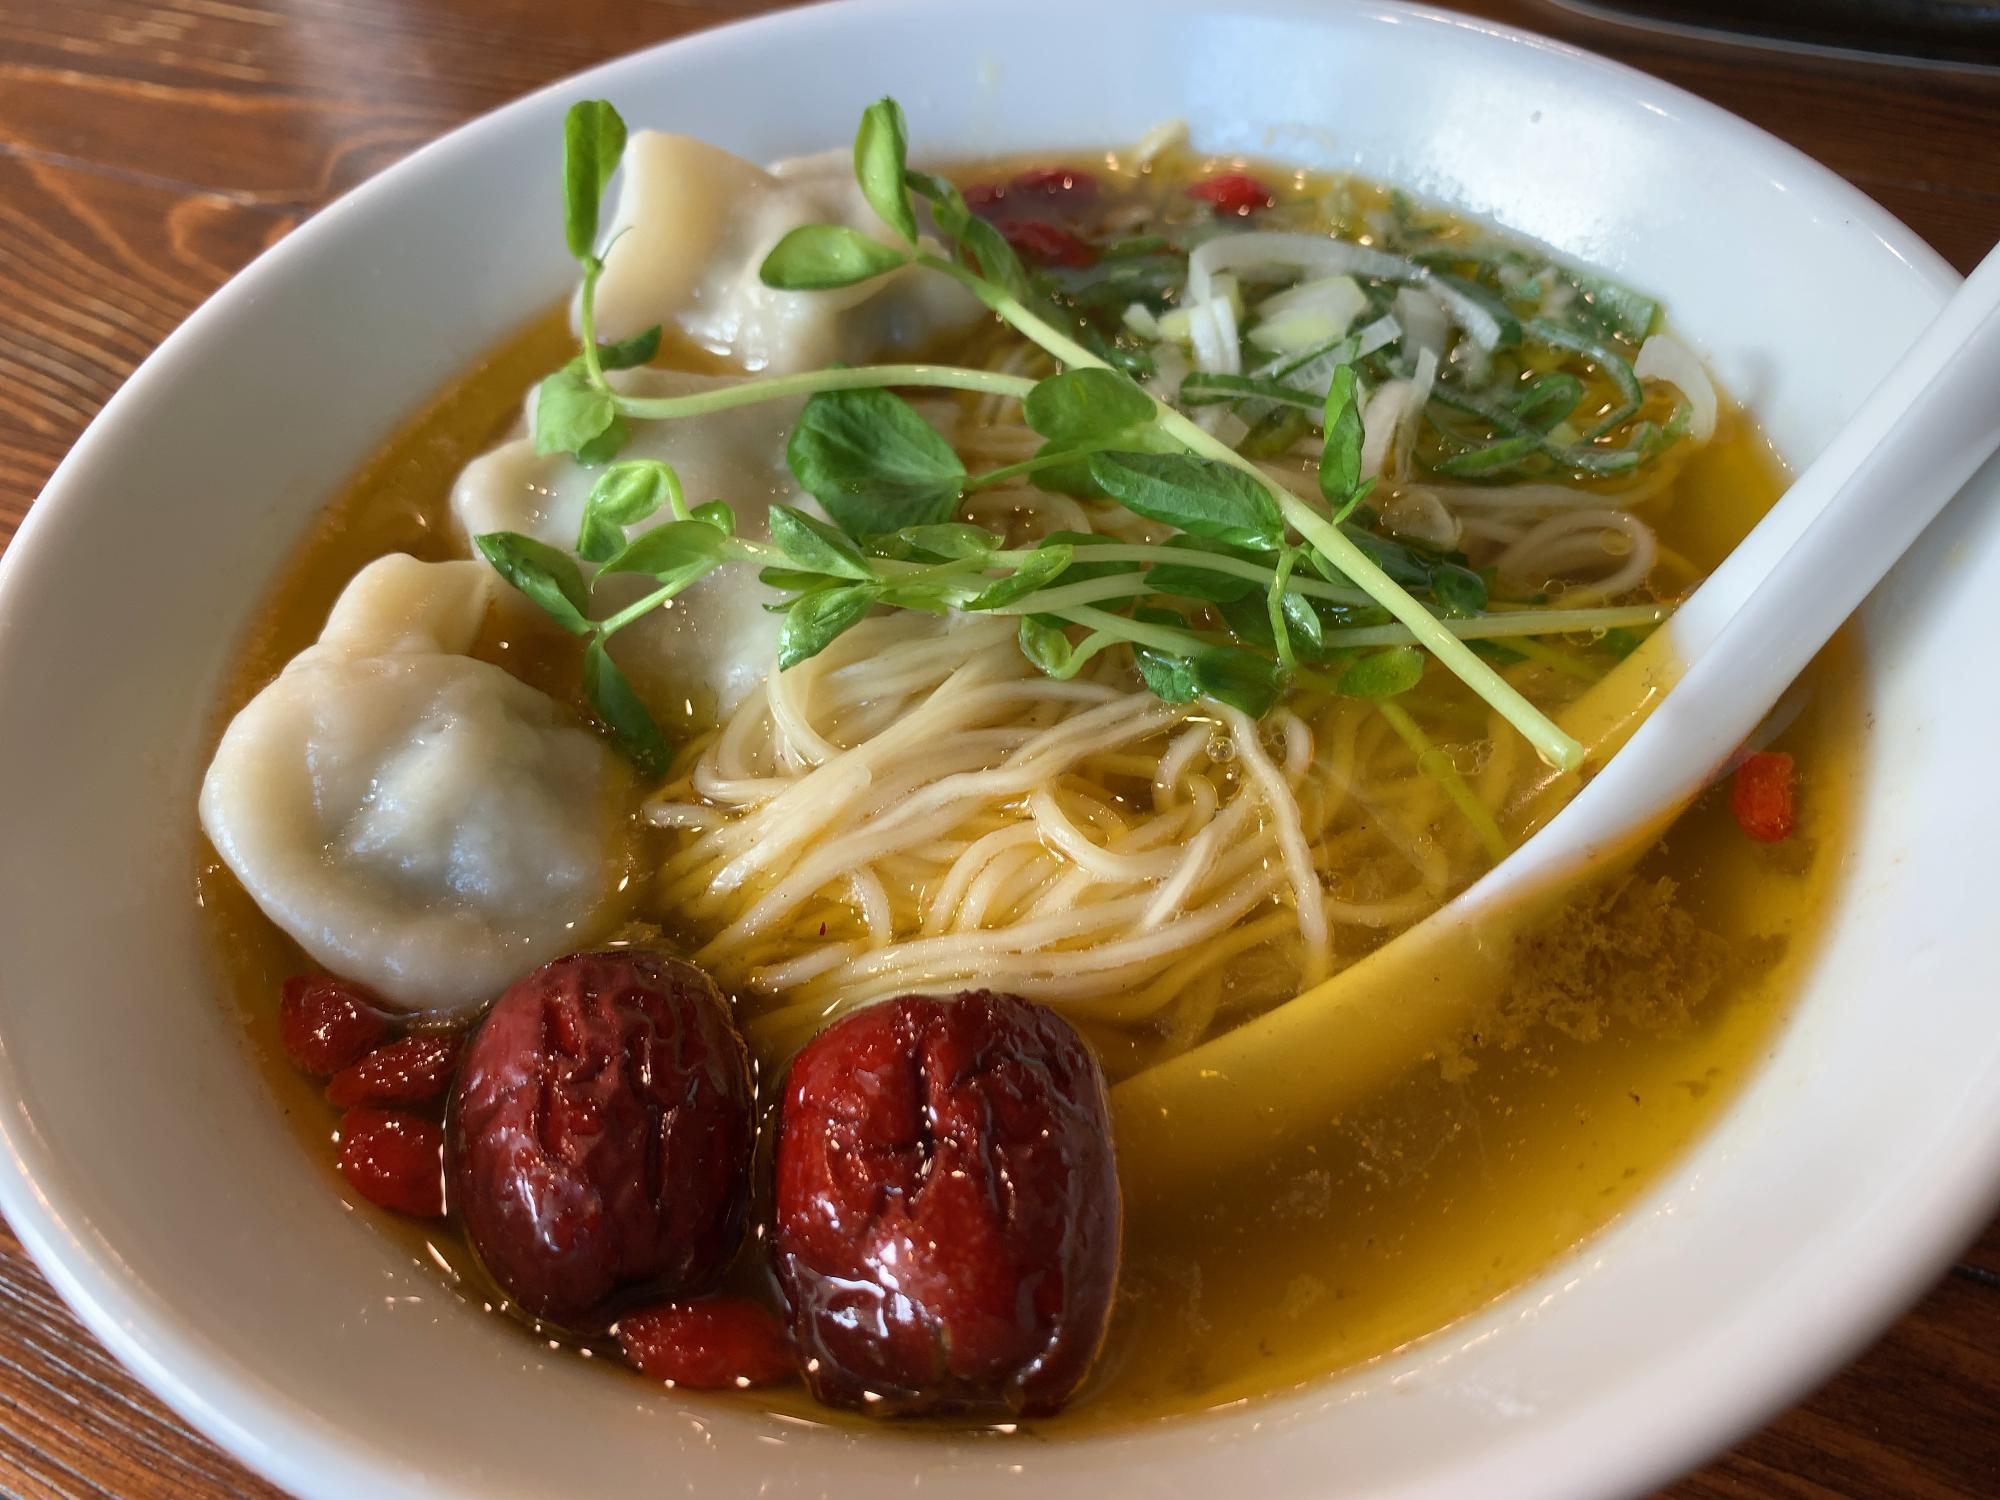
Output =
[{"x1": 2, "y1": 2, "x2": 1996, "y2": 1496}]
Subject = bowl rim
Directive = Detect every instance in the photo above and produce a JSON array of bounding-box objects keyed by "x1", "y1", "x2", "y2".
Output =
[{"x1": 0, "y1": 2, "x2": 1982, "y2": 1498}]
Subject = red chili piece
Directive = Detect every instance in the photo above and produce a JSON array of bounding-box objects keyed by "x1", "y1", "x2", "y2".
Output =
[
  {"x1": 964, "y1": 168, "x2": 1100, "y2": 221},
  {"x1": 773, "y1": 990, "x2": 1121, "y2": 1418},
  {"x1": 1731, "y1": 750, "x2": 1797, "y2": 843},
  {"x1": 337, "y1": 1108, "x2": 445, "y2": 1218},
  {"x1": 618, "y1": 1298, "x2": 796, "y2": 1390},
  {"x1": 1009, "y1": 165, "x2": 1100, "y2": 202},
  {"x1": 448, "y1": 951, "x2": 754, "y2": 1325},
  {"x1": 327, "y1": 1032, "x2": 462, "y2": 1110},
  {"x1": 278, "y1": 974, "x2": 390, "y2": 1077},
  {"x1": 999, "y1": 219, "x2": 1097, "y2": 269},
  {"x1": 1188, "y1": 171, "x2": 1277, "y2": 216}
]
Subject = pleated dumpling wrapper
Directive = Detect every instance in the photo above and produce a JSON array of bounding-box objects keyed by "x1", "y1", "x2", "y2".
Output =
[
  {"x1": 587, "y1": 133, "x2": 981, "y2": 374},
  {"x1": 199, "y1": 555, "x2": 637, "y2": 1016}
]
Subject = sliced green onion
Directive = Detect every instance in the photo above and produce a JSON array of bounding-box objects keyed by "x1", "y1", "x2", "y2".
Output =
[{"x1": 1525, "y1": 317, "x2": 1643, "y2": 436}]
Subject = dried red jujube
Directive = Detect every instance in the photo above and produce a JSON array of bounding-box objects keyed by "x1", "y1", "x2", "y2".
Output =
[
  {"x1": 448, "y1": 951, "x2": 754, "y2": 1325},
  {"x1": 773, "y1": 990, "x2": 1121, "y2": 1418}
]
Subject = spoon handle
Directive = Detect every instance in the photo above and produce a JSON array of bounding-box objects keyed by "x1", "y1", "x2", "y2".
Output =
[{"x1": 1671, "y1": 241, "x2": 2000, "y2": 667}]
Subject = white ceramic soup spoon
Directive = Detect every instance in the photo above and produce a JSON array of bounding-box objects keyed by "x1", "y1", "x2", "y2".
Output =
[{"x1": 1114, "y1": 239, "x2": 2000, "y2": 1200}]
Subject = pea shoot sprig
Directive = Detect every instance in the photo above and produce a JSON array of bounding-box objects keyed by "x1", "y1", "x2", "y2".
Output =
[{"x1": 478, "y1": 98, "x2": 1621, "y2": 781}]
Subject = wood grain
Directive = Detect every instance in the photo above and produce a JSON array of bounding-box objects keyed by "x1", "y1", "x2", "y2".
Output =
[
  {"x1": 0, "y1": 1224, "x2": 286, "y2": 1500},
  {"x1": 0, "y1": 2, "x2": 1995, "y2": 1496}
]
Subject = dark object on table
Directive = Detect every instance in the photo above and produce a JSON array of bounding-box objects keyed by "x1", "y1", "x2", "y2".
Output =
[{"x1": 1541, "y1": 0, "x2": 2000, "y2": 66}]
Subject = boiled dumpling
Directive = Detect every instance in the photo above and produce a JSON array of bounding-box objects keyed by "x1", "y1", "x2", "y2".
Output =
[
  {"x1": 451, "y1": 367, "x2": 802, "y2": 735},
  {"x1": 588, "y1": 133, "x2": 981, "y2": 373},
  {"x1": 199, "y1": 555, "x2": 636, "y2": 1016}
]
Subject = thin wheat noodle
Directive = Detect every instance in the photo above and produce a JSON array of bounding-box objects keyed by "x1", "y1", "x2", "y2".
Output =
[
  {"x1": 1421, "y1": 468, "x2": 1673, "y2": 511},
  {"x1": 1221, "y1": 706, "x2": 1330, "y2": 981},
  {"x1": 824, "y1": 868, "x2": 1283, "y2": 1003},
  {"x1": 1497, "y1": 508, "x2": 1660, "y2": 605},
  {"x1": 1141, "y1": 820, "x2": 1224, "y2": 931},
  {"x1": 700, "y1": 697, "x2": 1183, "y2": 946},
  {"x1": 849, "y1": 869, "x2": 894, "y2": 945},
  {"x1": 753, "y1": 940, "x2": 867, "y2": 993},
  {"x1": 924, "y1": 823, "x2": 1048, "y2": 934},
  {"x1": 955, "y1": 842, "x2": 1050, "y2": 931},
  {"x1": 1153, "y1": 722, "x2": 1215, "y2": 807}
]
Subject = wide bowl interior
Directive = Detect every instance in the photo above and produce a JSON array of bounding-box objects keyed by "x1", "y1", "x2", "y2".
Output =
[{"x1": 0, "y1": 3, "x2": 1995, "y2": 1498}]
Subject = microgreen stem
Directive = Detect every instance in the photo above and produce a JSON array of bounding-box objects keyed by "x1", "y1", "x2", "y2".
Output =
[
  {"x1": 1267, "y1": 547, "x2": 1300, "y2": 673},
  {"x1": 1053, "y1": 603, "x2": 1209, "y2": 655},
  {"x1": 577, "y1": 257, "x2": 607, "y2": 387},
  {"x1": 1377, "y1": 700, "x2": 1510, "y2": 863},
  {"x1": 988, "y1": 542, "x2": 1371, "y2": 606},
  {"x1": 914, "y1": 253, "x2": 1105, "y2": 369},
  {"x1": 878, "y1": 553, "x2": 996, "y2": 588},
  {"x1": 594, "y1": 536, "x2": 787, "y2": 635},
  {"x1": 657, "y1": 461, "x2": 691, "y2": 522},
  {"x1": 596, "y1": 572, "x2": 702, "y2": 636},
  {"x1": 1501, "y1": 635, "x2": 1606, "y2": 683},
  {"x1": 611, "y1": 363, "x2": 1037, "y2": 421},
  {"x1": 1318, "y1": 602, "x2": 1669, "y2": 651},
  {"x1": 1381, "y1": 687, "x2": 1495, "y2": 735},
  {"x1": 1065, "y1": 630, "x2": 1124, "y2": 675},
  {"x1": 966, "y1": 439, "x2": 1123, "y2": 492},
  {"x1": 982, "y1": 574, "x2": 1150, "y2": 616},
  {"x1": 731, "y1": 538, "x2": 785, "y2": 565}
]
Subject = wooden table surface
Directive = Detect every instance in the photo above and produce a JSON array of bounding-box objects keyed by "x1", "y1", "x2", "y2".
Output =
[{"x1": 1, "y1": 1, "x2": 1996, "y2": 1495}]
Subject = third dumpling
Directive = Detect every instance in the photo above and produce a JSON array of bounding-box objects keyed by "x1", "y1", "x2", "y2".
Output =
[{"x1": 586, "y1": 133, "x2": 982, "y2": 374}]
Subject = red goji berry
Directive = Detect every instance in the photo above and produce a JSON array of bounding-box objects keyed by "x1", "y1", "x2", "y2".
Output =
[
  {"x1": 1000, "y1": 219, "x2": 1097, "y2": 268},
  {"x1": 278, "y1": 974, "x2": 389, "y2": 1077},
  {"x1": 327, "y1": 1032, "x2": 462, "y2": 1109},
  {"x1": 336, "y1": 1109, "x2": 445, "y2": 1218},
  {"x1": 1730, "y1": 750, "x2": 1796, "y2": 843},
  {"x1": 1189, "y1": 171, "x2": 1277, "y2": 216},
  {"x1": 618, "y1": 1297, "x2": 795, "y2": 1389},
  {"x1": 1010, "y1": 165, "x2": 1099, "y2": 203}
]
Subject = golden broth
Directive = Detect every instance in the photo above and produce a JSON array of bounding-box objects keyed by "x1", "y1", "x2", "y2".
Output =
[{"x1": 197, "y1": 154, "x2": 1855, "y2": 1432}]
